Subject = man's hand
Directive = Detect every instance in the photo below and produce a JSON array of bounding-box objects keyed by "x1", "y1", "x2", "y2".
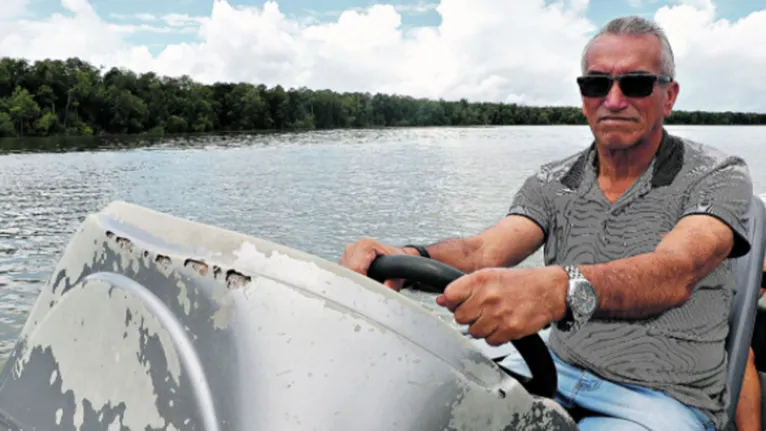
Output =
[
  {"x1": 436, "y1": 266, "x2": 569, "y2": 346},
  {"x1": 339, "y1": 238, "x2": 419, "y2": 291}
]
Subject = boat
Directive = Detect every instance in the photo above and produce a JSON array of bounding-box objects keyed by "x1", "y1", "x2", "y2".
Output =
[{"x1": 0, "y1": 197, "x2": 763, "y2": 430}]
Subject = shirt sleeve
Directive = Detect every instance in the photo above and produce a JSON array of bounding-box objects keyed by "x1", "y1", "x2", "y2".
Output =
[
  {"x1": 680, "y1": 155, "x2": 753, "y2": 258},
  {"x1": 506, "y1": 170, "x2": 552, "y2": 240}
]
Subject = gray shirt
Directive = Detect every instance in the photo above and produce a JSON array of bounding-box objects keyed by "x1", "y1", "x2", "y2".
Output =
[{"x1": 506, "y1": 129, "x2": 753, "y2": 428}]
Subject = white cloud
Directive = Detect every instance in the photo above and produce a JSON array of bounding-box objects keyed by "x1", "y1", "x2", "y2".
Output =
[
  {"x1": 0, "y1": 0, "x2": 765, "y2": 112},
  {"x1": 305, "y1": 1, "x2": 437, "y2": 18},
  {"x1": 162, "y1": 13, "x2": 208, "y2": 27},
  {"x1": 110, "y1": 13, "x2": 158, "y2": 22},
  {"x1": 0, "y1": 0, "x2": 29, "y2": 20},
  {"x1": 654, "y1": 1, "x2": 766, "y2": 112}
]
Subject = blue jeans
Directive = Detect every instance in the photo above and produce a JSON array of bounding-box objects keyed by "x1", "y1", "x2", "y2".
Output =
[{"x1": 467, "y1": 327, "x2": 717, "y2": 430}]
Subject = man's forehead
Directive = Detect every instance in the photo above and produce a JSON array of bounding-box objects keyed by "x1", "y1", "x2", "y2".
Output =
[{"x1": 584, "y1": 33, "x2": 663, "y2": 73}]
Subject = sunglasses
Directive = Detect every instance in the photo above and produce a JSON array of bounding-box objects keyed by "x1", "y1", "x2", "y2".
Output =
[{"x1": 576, "y1": 73, "x2": 673, "y2": 98}]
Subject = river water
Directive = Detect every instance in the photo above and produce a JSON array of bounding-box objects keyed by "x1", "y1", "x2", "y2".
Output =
[{"x1": 1, "y1": 125, "x2": 766, "y2": 362}]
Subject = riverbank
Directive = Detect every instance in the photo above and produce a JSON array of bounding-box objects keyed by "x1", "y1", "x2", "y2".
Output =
[
  {"x1": 4, "y1": 123, "x2": 766, "y2": 156},
  {"x1": 2, "y1": 57, "x2": 766, "y2": 141}
]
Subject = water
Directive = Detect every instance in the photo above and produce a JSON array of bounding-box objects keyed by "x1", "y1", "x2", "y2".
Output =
[{"x1": 1, "y1": 125, "x2": 766, "y2": 362}]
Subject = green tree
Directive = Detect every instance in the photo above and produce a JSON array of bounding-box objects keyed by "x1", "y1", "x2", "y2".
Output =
[
  {"x1": 7, "y1": 86, "x2": 41, "y2": 136},
  {"x1": 0, "y1": 55, "x2": 764, "y2": 141}
]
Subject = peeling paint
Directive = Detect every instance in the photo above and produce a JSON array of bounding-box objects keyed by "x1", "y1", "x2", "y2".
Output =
[
  {"x1": 211, "y1": 296, "x2": 235, "y2": 330},
  {"x1": 184, "y1": 258, "x2": 209, "y2": 277},
  {"x1": 176, "y1": 279, "x2": 191, "y2": 315},
  {"x1": 15, "y1": 277, "x2": 182, "y2": 430},
  {"x1": 1, "y1": 201, "x2": 579, "y2": 431},
  {"x1": 225, "y1": 269, "x2": 251, "y2": 289}
]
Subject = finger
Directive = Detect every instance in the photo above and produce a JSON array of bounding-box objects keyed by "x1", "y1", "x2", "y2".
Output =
[
  {"x1": 485, "y1": 327, "x2": 512, "y2": 347},
  {"x1": 351, "y1": 249, "x2": 379, "y2": 275},
  {"x1": 452, "y1": 295, "x2": 483, "y2": 325},
  {"x1": 468, "y1": 313, "x2": 498, "y2": 340},
  {"x1": 340, "y1": 238, "x2": 393, "y2": 275},
  {"x1": 439, "y1": 275, "x2": 474, "y2": 311},
  {"x1": 485, "y1": 318, "x2": 533, "y2": 347}
]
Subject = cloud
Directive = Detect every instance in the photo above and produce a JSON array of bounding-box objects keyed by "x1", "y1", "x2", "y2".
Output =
[
  {"x1": 654, "y1": 1, "x2": 766, "y2": 112},
  {"x1": 305, "y1": 1, "x2": 437, "y2": 18},
  {"x1": 0, "y1": 0, "x2": 765, "y2": 112},
  {"x1": 0, "y1": 0, "x2": 29, "y2": 20},
  {"x1": 107, "y1": 12, "x2": 206, "y2": 34},
  {"x1": 162, "y1": 13, "x2": 208, "y2": 27},
  {"x1": 110, "y1": 13, "x2": 158, "y2": 22}
]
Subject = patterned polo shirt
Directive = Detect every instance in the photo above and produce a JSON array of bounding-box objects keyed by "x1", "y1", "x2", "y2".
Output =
[{"x1": 507, "y1": 128, "x2": 753, "y2": 428}]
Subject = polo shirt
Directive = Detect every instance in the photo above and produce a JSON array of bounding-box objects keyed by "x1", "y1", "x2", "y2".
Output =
[{"x1": 506, "y1": 129, "x2": 753, "y2": 428}]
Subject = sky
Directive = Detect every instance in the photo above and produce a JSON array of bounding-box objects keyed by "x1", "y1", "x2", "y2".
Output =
[{"x1": 1, "y1": 0, "x2": 765, "y2": 112}]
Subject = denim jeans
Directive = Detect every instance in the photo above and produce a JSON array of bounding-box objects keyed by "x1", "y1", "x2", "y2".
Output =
[{"x1": 467, "y1": 327, "x2": 717, "y2": 430}]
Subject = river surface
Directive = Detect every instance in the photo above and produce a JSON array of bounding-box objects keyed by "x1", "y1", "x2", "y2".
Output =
[{"x1": 2, "y1": 125, "x2": 766, "y2": 362}]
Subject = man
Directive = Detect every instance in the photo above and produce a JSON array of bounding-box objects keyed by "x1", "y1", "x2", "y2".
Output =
[{"x1": 340, "y1": 16, "x2": 759, "y2": 431}]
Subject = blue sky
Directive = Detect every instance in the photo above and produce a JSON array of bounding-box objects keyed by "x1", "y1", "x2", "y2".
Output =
[{"x1": 25, "y1": 0, "x2": 762, "y2": 55}]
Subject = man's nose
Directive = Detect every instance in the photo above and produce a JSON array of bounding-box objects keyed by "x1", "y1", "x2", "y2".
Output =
[{"x1": 603, "y1": 80, "x2": 628, "y2": 111}]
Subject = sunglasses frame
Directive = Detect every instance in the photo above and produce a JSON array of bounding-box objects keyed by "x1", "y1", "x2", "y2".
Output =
[{"x1": 576, "y1": 72, "x2": 673, "y2": 98}]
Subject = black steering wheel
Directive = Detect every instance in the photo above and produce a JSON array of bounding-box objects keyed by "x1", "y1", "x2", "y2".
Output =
[{"x1": 367, "y1": 253, "x2": 557, "y2": 399}]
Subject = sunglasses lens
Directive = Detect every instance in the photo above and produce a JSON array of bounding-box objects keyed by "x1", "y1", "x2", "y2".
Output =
[
  {"x1": 578, "y1": 76, "x2": 612, "y2": 98},
  {"x1": 619, "y1": 75, "x2": 656, "y2": 97}
]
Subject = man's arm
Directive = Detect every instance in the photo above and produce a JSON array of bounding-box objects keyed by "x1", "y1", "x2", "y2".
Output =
[
  {"x1": 569, "y1": 155, "x2": 753, "y2": 320},
  {"x1": 409, "y1": 170, "x2": 551, "y2": 273},
  {"x1": 406, "y1": 215, "x2": 545, "y2": 274},
  {"x1": 576, "y1": 214, "x2": 735, "y2": 319}
]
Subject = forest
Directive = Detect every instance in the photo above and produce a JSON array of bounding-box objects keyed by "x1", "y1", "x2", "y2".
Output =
[{"x1": 1, "y1": 56, "x2": 765, "y2": 138}]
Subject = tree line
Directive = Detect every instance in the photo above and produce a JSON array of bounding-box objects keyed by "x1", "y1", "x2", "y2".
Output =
[{"x1": 0, "y1": 56, "x2": 764, "y2": 138}]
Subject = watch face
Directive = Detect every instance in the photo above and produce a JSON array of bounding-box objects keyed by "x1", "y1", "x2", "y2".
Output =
[{"x1": 572, "y1": 280, "x2": 597, "y2": 316}]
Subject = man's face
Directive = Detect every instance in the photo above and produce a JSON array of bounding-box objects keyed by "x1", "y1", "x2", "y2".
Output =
[{"x1": 579, "y1": 33, "x2": 680, "y2": 150}]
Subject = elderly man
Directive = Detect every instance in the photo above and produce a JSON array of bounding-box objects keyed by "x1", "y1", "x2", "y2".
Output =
[{"x1": 340, "y1": 16, "x2": 760, "y2": 431}]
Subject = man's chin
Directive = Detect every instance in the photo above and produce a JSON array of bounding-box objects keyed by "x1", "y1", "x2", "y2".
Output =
[{"x1": 595, "y1": 129, "x2": 642, "y2": 150}]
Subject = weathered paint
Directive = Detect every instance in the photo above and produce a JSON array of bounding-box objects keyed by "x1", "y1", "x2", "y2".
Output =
[
  {"x1": 0, "y1": 200, "x2": 579, "y2": 430},
  {"x1": 13, "y1": 278, "x2": 172, "y2": 429}
]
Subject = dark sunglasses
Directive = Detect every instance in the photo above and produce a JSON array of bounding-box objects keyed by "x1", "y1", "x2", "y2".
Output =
[{"x1": 576, "y1": 73, "x2": 673, "y2": 98}]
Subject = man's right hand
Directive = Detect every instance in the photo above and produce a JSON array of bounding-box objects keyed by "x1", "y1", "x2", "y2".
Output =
[{"x1": 339, "y1": 238, "x2": 420, "y2": 291}]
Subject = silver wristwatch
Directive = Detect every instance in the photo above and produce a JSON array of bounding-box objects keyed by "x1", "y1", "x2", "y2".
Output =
[{"x1": 564, "y1": 265, "x2": 598, "y2": 328}]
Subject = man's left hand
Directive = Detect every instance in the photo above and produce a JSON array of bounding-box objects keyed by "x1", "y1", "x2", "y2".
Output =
[{"x1": 436, "y1": 266, "x2": 569, "y2": 346}]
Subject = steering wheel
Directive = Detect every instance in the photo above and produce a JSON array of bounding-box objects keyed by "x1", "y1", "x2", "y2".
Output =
[{"x1": 367, "y1": 253, "x2": 558, "y2": 399}]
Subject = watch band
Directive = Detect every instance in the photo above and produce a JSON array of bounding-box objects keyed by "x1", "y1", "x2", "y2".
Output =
[
  {"x1": 564, "y1": 265, "x2": 582, "y2": 280},
  {"x1": 559, "y1": 265, "x2": 578, "y2": 330},
  {"x1": 403, "y1": 244, "x2": 430, "y2": 258}
]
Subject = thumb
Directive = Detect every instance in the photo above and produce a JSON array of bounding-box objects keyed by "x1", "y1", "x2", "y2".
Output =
[{"x1": 383, "y1": 279, "x2": 404, "y2": 292}]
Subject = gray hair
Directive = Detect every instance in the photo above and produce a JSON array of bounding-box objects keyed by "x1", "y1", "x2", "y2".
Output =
[{"x1": 581, "y1": 16, "x2": 676, "y2": 78}]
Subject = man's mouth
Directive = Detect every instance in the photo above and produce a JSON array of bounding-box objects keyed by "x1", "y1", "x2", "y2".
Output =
[{"x1": 599, "y1": 116, "x2": 637, "y2": 122}]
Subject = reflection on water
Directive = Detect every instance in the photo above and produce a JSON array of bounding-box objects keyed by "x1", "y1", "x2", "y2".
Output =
[{"x1": 1, "y1": 125, "x2": 766, "y2": 361}]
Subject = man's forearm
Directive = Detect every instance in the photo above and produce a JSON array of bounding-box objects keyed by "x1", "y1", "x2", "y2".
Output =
[
  {"x1": 404, "y1": 237, "x2": 484, "y2": 274},
  {"x1": 576, "y1": 252, "x2": 702, "y2": 320},
  {"x1": 559, "y1": 214, "x2": 735, "y2": 321},
  {"x1": 404, "y1": 216, "x2": 546, "y2": 274}
]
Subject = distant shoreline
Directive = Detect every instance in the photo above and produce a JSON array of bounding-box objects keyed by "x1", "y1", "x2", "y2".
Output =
[
  {"x1": 2, "y1": 123, "x2": 765, "y2": 142},
  {"x1": 1, "y1": 56, "x2": 765, "y2": 141}
]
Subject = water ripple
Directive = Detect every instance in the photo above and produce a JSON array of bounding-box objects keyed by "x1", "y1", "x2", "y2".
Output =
[{"x1": 1, "y1": 125, "x2": 765, "y2": 361}]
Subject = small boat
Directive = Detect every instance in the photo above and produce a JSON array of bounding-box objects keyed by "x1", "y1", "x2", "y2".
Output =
[{"x1": 0, "y1": 198, "x2": 763, "y2": 430}]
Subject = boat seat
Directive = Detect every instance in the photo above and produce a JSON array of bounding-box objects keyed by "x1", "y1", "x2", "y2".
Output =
[{"x1": 723, "y1": 195, "x2": 766, "y2": 430}]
